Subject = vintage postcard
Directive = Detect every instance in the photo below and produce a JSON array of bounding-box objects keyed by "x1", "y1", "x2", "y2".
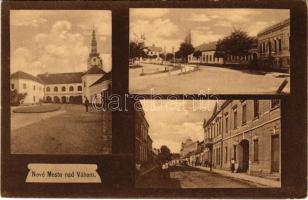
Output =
[
  {"x1": 135, "y1": 99, "x2": 281, "y2": 188},
  {"x1": 129, "y1": 9, "x2": 290, "y2": 94},
  {"x1": 10, "y1": 10, "x2": 112, "y2": 154},
  {"x1": 1, "y1": 0, "x2": 307, "y2": 198}
]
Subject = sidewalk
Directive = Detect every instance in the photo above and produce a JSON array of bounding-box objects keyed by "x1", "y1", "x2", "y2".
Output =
[{"x1": 194, "y1": 166, "x2": 281, "y2": 188}]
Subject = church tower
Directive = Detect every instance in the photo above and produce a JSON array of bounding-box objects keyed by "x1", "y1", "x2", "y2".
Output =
[{"x1": 87, "y1": 29, "x2": 103, "y2": 69}]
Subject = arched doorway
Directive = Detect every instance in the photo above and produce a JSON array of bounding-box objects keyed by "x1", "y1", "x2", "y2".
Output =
[
  {"x1": 54, "y1": 96, "x2": 60, "y2": 103},
  {"x1": 61, "y1": 96, "x2": 67, "y2": 103},
  {"x1": 69, "y1": 96, "x2": 74, "y2": 103},
  {"x1": 46, "y1": 96, "x2": 52, "y2": 103},
  {"x1": 238, "y1": 139, "x2": 249, "y2": 172}
]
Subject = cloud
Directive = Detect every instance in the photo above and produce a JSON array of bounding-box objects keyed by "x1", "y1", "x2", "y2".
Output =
[
  {"x1": 131, "y1": 9, "x2": 169, "y2": 18},
  {"x1": 186, "y1": 13, "x2": 211, "y2": 22},
  {"x1": 10, "y1": 10, "x2": 47, "y2": 27},
  {"x1": 130, "y1": 18, "x2": 180, "y2": 52},
  {"x1": 141, "y1": 100, "x2": 217, "y2": 153},
  {"x1": 191, "y1": 30, "x2": 224, "y2": 46}
]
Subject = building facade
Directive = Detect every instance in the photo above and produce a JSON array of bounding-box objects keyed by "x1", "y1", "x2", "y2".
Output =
[
  {"x1": 10, "y1": 71, "x2": 45, "y2": 104},
  {"x1": 180, "y1": 138, "x2": 198, "y2": 159},
  {"x1": 10, "y1": 29, "x2": 111, "y2": 105},
  {"x1": 188, "y1": 41, "x2": 257, "y2": 65},
  {"x1": 257, "y1": 18, "x2": 290, "y2": 71},
  {"x1": 135, "y1": 101, "x2": 150, "y2": 165},
  {"x1": 203, "y1": 100, "x2": 281, "y2": 177}
]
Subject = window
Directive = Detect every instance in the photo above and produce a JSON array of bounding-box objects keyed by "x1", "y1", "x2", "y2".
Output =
[
  {"x1": 225, "y1": 116, "x2": 229, "y2": 133},
  {"x1": 233, "y1": 108, "x2": 237, "y2": 129},
  {"x1": 62, "y1": 86, "x2": 66, "y2": 92},
  {"x1": 84, "y1": 81, "x2": 86, "y2": 87},
  {"x1": 242, "y1": 104, "x2": 247, "y2": 125},
  {"x1": 278, "y1": 39, "x2": 282, "y2": 52},
  {"x1": 33, "y1": 85, "x2": 36, "y2": 91},
  {"x1": 69, "y1": 86, "x2": 74, "y2": 91},
  {"x1": 33, "y1": 96, "x2": 35, "y2": 102},
  {"x1": 225, "y1": 147, "x2": 228, "y2": 163},
  {"x1": 11, "y1": 84, "x2": 14, "y2": 90},
  {"x1": 54, "y1": 86, "x2": 58, "y2": 92},
  {"x1": 233, "y1": 145, "x2": 237, "y2": 161},
  {"x1": 254, "y1": 100, "x2": 259, "y2": 118},
  {"x1": 253, "y1": 139, "x2": 259, "y2": 161},
  {"x1": 78, "y1": 86, "x2": 82, "y2": 91},
  {"x1": 23, "y1": 83, "x2": 27, "y2": 89},
  {"x1": 271, "y1": 99, "x2": 280, "y2": 109},
  {"x1": 274, "y1": 39, "x2": 277, "y2": 53},
  {"x1": 46, "y1": 87, "x2": 50, "y2": 92}
]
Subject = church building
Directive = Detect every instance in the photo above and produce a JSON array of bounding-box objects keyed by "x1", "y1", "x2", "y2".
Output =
[{"x1": 10, "y1": 29, "x2": 111, "y2": 105}]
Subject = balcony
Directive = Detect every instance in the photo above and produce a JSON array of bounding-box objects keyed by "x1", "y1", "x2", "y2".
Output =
[{"x1": 204, "y1": 138, "x2": 213, "y2": 148}]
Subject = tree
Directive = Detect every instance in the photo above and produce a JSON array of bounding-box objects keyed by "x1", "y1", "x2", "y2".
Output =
[
  {"x1": 165, "y1": 53, "x2": 174, "y2": 62},
  {"x1": 157, "y1": 145, "x2": 172, "y2": 164},
  {"x1": 215, "y1": 29, "x2": 256, "y2": 59},
  {"x1": 129, "y1": 41, "x2": 147, "y2": 63},
  {"x1": 10, "y1": 89, "x2": 27, "y2": 106},
  {"x1": 177, "y1": 42, "x2": 195, "y2": 63},
  {"x1": 193, "y1": 50, "x2": 202, "y2": 65},
  {"x1": 159, "y1": 53, "x2": 165, "y2": 60}
]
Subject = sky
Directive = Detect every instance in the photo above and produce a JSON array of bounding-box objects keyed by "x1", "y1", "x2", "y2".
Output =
[
  {"x1": 130, "y1": 8, "x2": 289, "y2": 52},
  {"x1": 10, "y1": 10, "x2": 112, "y2": 75},
  {"x1": 140, "y1": 99, "x2": 219, "y2": 153}
]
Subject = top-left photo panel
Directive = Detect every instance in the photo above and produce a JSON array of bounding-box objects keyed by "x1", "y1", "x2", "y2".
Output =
[{"x1": 10, "y1": 10, "x2": 112, "y2": 154}]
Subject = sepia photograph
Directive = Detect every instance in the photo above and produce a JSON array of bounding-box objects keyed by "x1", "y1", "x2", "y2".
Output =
[
  {"x1": 129, "y1": 9, "x2": 290, "y2": 94},
  {"x1": 10, "y1": 10, "x2": 112, "y2": 154},
  {"x1": 135, "y1": 99, "x2": 281, "y2": 188}
]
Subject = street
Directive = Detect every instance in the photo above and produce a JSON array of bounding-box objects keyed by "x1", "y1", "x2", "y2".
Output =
[
  {"x1": 129, "y1": 63, "x2": 290, "y2": 94},
  {"x1": 136, "y1": 165, "x2": 265, "y2": 188}
]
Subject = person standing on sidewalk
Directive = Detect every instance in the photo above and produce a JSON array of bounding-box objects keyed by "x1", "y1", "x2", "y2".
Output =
[
  {"x1": 84, "y1": 97, "x2": 90, "y2": 112},
  {"x1": 231, "y1": 158, "x2": 235, "y2": 173}
]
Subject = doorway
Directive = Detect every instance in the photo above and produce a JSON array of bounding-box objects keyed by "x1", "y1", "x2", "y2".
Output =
[
  {"x1": 271, "y1": 135, "x2": 280, "y2": 173},
  {"x1": 239, "y1": 139, "x2": 249, "y2": 172}
]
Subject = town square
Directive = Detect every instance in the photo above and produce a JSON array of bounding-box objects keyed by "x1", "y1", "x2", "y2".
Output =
[
  {"x1": 129, "y1": 9, "x2": 290, "y2": 94},
  {"x1": 10, "y1": 10, "x2": 112, "y2": 154}
]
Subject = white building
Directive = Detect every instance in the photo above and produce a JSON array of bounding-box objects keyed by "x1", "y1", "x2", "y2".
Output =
[
  {"x1": 10, "y1": 29, "x2": 111, "y2": 105},
  {"x1": 188, "y1": 42, "x2": 224, "y2": 65},
  {"x1": 10, "y1": 71, "x2": 45, "y2": 104}
]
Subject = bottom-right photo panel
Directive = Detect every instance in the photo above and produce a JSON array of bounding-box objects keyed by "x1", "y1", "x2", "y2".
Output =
[{"x1": 134, "y1": 99, "x2": 281, "y2": 188}]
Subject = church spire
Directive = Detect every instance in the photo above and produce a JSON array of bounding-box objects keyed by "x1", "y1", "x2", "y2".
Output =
[
  {"x1": 87, "y1": 27, "x2": 103, "y2": 69},
  {"x1": 90, "y1": 28, "x2": 98, "y2": 55}
]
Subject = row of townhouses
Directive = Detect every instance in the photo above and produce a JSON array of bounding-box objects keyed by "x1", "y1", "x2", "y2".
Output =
[
  {"x1": 10, "y1": 30, "x2": 111, "y2": 105},
  {"x1": 188, "y1": 18, "x2": 290, "y2": 71},
  {"x1": 179, "y1": 99, "x2": 281, "y2": 178},
  {"x1": 134, "y1": 101, "x2": 154, "y2": 165}
]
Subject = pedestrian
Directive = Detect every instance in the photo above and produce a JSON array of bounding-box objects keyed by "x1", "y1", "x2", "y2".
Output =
[
  {"x1": 231, "y1": 158, "x2": 235, "y2": 173},
  {"x1": 84, "y1": 97, "x2": 89, "y2": 112},
  {"x1": 161, "y1": 163, "x2": 166, "y2": 179}
]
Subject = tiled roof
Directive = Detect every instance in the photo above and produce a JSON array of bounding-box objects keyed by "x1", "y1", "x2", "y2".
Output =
[
  {"x1": 38, "y1": 72, "x2": 83, "y2": 84},
  {"x1": 11, "y1": 71, "x2": 44, "y2": 84},
  {"x1": 258, "y1": 18, "x2": 290, "y2": 37},
  {"x1": 90, "y1": 72, "x2": 112, "y2": 87},
  {"x1": 194, "y1": 41, "x2": 217, "y2": 52},
  {"x1": 84, "y1": 65, "x2": 105, "y2": 75}
]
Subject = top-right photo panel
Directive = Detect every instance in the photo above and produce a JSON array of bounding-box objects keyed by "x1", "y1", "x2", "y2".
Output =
[{"x1": 129, "y1": 9, "x2": 290, "y2": 95}]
